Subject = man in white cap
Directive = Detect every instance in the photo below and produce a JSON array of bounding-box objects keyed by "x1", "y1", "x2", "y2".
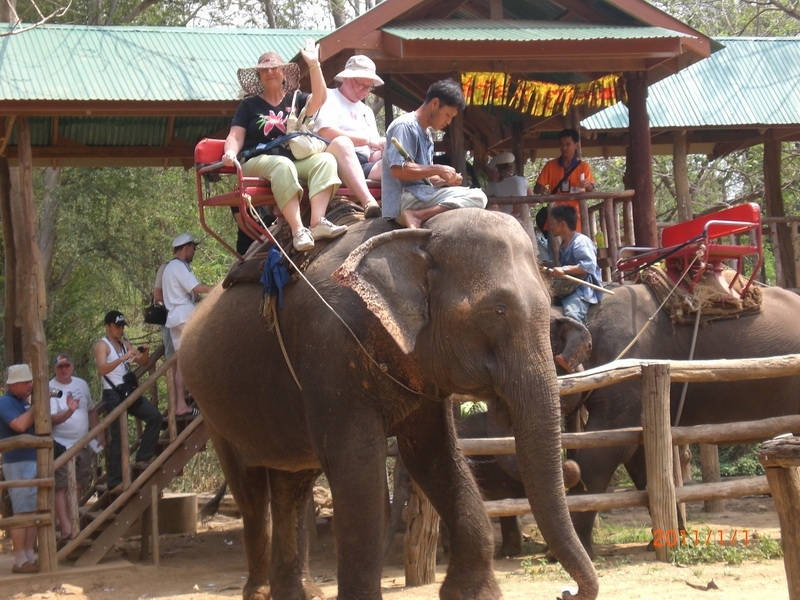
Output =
[
  {"x1": 314, "y1": 55, "x2": 384, "y2": 218},
  {"x1": 49, "y1": 353, "x2": 99, "y2": 546},
  {"x1": 485, "y1": 152, "x2": 533, "y2": 217},
  {"x1": 0, "y1": 364, "x2": 39, "y2": 573},
  {"x1": 162, "y1": 233, "x2": 213, "y2": 417}
]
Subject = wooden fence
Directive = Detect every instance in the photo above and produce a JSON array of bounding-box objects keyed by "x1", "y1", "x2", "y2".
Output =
[{"x1": 404, "y1": 353, "x2": 800, "y2": 581}]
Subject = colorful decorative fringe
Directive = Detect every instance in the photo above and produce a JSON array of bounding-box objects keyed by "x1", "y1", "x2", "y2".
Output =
[{"x1": 461, "y1": 72, "x2": 627, "y2": 117}]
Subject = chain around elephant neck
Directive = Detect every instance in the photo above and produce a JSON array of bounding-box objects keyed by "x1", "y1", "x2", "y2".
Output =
[{"x1": 248, "y1": 202, "x2": 424, "y2": 396}]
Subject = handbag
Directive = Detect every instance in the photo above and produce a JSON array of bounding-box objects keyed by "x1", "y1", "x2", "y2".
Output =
[
  {"x1": 104, "y1": 371, "x2": 143, "y2": 408},
  {"x1": 144, "y1": 302, "x2": 168, "y2": 325},
  {"x1": 286, "y1": 90, "x2": 330, "y2": 160},
  {"x1": 550, "y1": 277, "x2": 582, "y2": 299}
]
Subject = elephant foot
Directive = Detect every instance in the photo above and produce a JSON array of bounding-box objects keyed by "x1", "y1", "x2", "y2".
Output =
[
  {"x1": 440, "y1": 574, "x2": 502, "y2": 600},
  {"x1": 498, "y1": 542, "x2": 522, "y2": 558},
  {"x1": 243, "y1": 583, "x2": 270, "y2": 600}
]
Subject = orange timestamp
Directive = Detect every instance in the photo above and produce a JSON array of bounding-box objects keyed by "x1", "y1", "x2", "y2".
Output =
[{"x1": 653, "y1": 529, "x2": 750, "y2": 547}]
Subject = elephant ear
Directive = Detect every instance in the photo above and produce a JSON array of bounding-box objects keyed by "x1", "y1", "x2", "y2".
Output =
[{"x1": 333, "y1": 228, "x2": 433, "y2": 354}]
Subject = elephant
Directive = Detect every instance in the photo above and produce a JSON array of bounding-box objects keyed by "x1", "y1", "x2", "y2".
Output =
[
  {"x1": 453, "y1": 409, "x2": 582, "y2": 557},
  {"x1": 180, "y1": 208, "x2": 598, "y2": 600},
  {"x1": 565, "y1": 282, "x2": 800, "y2": 558}
]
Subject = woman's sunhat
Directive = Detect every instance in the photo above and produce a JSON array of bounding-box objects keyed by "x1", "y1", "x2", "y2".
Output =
[
  {"x1": 237, "y1": 51, "x2": 301, "y2": 97},
  {"x1": 334, "y1": 55, "x2": 384, "y2": 86}
]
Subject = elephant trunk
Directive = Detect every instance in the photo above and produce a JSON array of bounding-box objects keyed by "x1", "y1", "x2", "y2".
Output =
[{"x1": 504, "y1": 359, "x2": 598, "y2": 600}]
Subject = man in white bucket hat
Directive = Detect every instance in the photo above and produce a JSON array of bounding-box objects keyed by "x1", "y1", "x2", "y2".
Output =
[
  {"x1": 314, "y1": 55, "x2": 385, "y2": 217},
  {"x1": 0, "y1": 364, "x2": 40, "y2": 573}
]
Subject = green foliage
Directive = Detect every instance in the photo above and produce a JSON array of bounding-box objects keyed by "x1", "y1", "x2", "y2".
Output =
[
  {"x1": 670, "y1": 529, "x2": 782, "y2": 565},
  {"x1": 717, "y1": 444, "x2": 764, "y2": 477}
]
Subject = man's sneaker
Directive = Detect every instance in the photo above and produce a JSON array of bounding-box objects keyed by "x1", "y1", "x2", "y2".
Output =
[
  {"x1": 311, "y1": 217, "x2": 348, "y2": 240},
  {"x1": 292, "y1": 227, "x2": 315, "y2": 252}
]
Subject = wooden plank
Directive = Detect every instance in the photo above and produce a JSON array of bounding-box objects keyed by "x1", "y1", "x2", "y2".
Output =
[{"x1": 485, "y1": 476, "x2": 770, "y2": 517}]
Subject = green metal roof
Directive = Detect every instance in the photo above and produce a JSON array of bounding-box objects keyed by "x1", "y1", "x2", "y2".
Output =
[
  {"x1": 382, "y1": 20, "x2": 692, "y2": 42},
  {"x1": 582, "y1": 37, "x2": 800, "y2": 130},
  {"x1": 0, "y1": 24, "x2": 326, "y2": 102}
]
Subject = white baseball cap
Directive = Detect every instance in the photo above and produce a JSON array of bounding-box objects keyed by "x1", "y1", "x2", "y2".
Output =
[
  {"x1": 172, "y1": 233, "x2": 199, "y2": 248},
  {"x1": 488, "y1": 152, "x2": 515, "y2": 169}
]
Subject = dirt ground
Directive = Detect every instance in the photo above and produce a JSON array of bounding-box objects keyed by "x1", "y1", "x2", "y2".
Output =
[{"x1": 0, "y1": 495, "x2": 790, "y2": 600}]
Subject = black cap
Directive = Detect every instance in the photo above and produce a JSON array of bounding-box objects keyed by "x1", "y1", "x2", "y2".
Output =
[{"x1": 104, "y1": 310, "x2": 128, "y2": 326}]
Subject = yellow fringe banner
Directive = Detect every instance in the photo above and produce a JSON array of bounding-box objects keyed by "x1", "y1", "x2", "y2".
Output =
[{"x1": 461, "y1": 72, "x2": 627, "y2": 117}]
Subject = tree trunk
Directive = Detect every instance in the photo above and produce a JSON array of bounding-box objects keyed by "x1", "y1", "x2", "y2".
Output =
[
  {"x1": 673, "y1": 130, "x2": 692, "y2": 222},
  {"x1": 764, "y1": 134, "x2": 795, "y2": 288}
]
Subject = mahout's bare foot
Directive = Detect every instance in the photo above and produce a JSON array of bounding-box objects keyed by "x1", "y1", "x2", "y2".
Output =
[{"x1": 396, "y1": 210, "x2": 423, "y2": 228}]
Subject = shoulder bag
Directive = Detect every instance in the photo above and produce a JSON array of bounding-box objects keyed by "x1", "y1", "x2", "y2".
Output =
[{"x1": 286, "y1": 90, "x2": 330, "y2": 160}]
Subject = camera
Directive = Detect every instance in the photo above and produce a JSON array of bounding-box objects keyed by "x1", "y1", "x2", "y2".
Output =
[
  {"x1": 49, "y1": 387, "x2": 63, "y2": 398},
  {"x1": 137, "y1": 345, "x2": 147, "y2": 353}
]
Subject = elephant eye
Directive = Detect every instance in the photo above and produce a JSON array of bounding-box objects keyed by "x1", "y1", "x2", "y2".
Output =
[{"x1": 495, "y1": 303, "x2": 507, "y2": 315}]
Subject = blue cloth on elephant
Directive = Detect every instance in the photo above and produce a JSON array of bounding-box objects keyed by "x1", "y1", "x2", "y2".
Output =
[{"x1": 260, "y1": 247, "x2": 290, "y2": 309}]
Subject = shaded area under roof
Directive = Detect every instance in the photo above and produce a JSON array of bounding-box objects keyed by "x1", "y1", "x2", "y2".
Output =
[
  {"x1": 0, "y1": 0, "x2": 715, "y2": 167},
  {"x1": 580, "y1": 38, "x2": 800, "y2": 158}
]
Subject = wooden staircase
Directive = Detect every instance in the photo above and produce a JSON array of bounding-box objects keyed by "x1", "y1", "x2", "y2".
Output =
[{"x1": 54, "y1": 351, "x2": 210, "y2": 567}]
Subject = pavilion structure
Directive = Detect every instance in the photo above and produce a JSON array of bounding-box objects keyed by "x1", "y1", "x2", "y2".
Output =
[{"x1": 1, "y1": 0, "x2": 716, "y2": 572}]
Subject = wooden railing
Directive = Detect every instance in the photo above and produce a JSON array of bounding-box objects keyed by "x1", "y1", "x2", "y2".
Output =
[{"x1": 0, "y1": 347, "x2": 180, "y2": 573}]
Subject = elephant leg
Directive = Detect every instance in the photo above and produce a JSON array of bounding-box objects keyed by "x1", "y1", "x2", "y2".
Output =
[
  {"x1": 568, "y1": 444, "x2": 635, "y2": 558},
  {"x1": 396, "y1": 400, "x2": 501, "y2": 600},
  {"x1": 498, "y1": 516, "x2": 523, "y2": 557},
  {"x1": 212, "y1": 437, "x2": 271, "y2": 600},
  {"x1": 268, "y1": 468, "x2": 324, "y2": 600},
  {"x1": 314, "y1": 415, "x2": 388, "y2": 600}
]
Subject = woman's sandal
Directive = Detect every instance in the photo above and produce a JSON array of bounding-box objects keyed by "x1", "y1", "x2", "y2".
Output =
[{"x1": 57, "y1": 535, "x2": 75, "y2": 550}]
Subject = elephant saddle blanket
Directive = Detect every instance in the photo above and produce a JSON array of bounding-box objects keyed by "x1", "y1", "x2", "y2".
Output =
[{"x1": 640, "y1": 265, "x2": 763, "y2": 325}]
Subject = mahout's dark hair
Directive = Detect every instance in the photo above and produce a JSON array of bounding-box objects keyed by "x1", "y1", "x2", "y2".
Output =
[{"x1": 425, "y1": 79, "x2": 466, "y2": 111}]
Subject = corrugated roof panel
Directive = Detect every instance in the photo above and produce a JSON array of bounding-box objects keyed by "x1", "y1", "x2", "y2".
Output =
[
  {"x1": 582, "y1": 38, "x2": 800, "y2": 129},
  {"x1": 382, "y1": 20, "x2": 691, "y2": 42},
  {"x1": 0, "y1": 25, "x2": 325, "y2": 102}
]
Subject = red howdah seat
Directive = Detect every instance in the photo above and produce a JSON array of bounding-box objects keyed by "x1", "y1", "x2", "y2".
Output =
[
  {"x1": 616, "y1": 203, "x2": 763, "y2": 298},
  {"x1": 195, "y1": 138, "x2": 381, "y2": 258}
]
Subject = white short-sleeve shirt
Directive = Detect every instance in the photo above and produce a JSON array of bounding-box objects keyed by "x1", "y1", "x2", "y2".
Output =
[
  {"x1": 162, "y1": 258, "x2": 200, "y2": 328},
  {"x1": 313, "y1": 87, "x2": 378, "y2": 160}
]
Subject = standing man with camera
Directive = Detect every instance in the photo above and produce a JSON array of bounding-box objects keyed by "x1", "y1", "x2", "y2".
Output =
[
  {"x1": 162, "y1": 234, "x2": 214, "y2": 418},
  {"x1": 93, "y1": 310, "x2": 160, "y2": 492},
  {"x1": 0, "y1": 364, "x2": 39, "y2": 573},
  {"x1": 49, "y1": 354, "x2": 100, "y2": 545}
]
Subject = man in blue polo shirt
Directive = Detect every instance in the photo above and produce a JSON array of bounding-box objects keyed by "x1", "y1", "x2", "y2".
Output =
[{"x1": 0, "y1": 364, "x2": 39, "y2": 573}]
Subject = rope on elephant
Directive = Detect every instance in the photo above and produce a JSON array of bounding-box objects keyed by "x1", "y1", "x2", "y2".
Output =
[
  {"x1": 223, "y1": 198, "x2": 426, "y2": 396},
  {"x1": 640, "y1": 265, "x2": 762, "y2": 325}
]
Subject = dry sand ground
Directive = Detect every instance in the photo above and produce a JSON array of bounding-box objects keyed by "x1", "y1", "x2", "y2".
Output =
[{"x1": 0, "y1": 496, "x2": 790, "y2": 600}]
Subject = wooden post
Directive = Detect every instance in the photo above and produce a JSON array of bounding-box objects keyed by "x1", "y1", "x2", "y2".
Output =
[
  {"x1": 625, "y1": 72, "x2": 657, "y2": 248},
  {"x1": 151, "y1": 485, "x2": 160, "y2": 566},
  {"x1": 758, "y1": 437, "x2": 800, "y2": 600},
  {"x1": 672, "y1": 446, "x2": 686, "y2": 527},
  {"x1": 1, "y1": 156, "x2": 23, "y2": 364},
  {"x1": 700, "y1": 444, "x2": 726, "y2": 512},
  {"x1": 404, "y1": 482, "x2": 439, "y2": 586},
  {"x1": 15, "y1": 116, "x2": 58, "y2": 572},
  {"x1": 120, "y1": 413, "x2": 131, "y2": 490},
  {"x1": 67, "y1": 458, "x2": 80, "y2": 538},
  {"x1": 640, "y1": 363, "x2": 678, "y2": 562}
]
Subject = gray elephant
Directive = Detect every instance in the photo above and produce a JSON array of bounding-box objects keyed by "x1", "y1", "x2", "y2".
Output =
[
  {"x1": 567, "y1": 282, "x2": 800, "y2": 557},
  {"x1": 181, "y1": 209, "x2": 598, "y2": 600},
  {"x1": 453, "y1": 409, "x2": 582, "y2": 557}
]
